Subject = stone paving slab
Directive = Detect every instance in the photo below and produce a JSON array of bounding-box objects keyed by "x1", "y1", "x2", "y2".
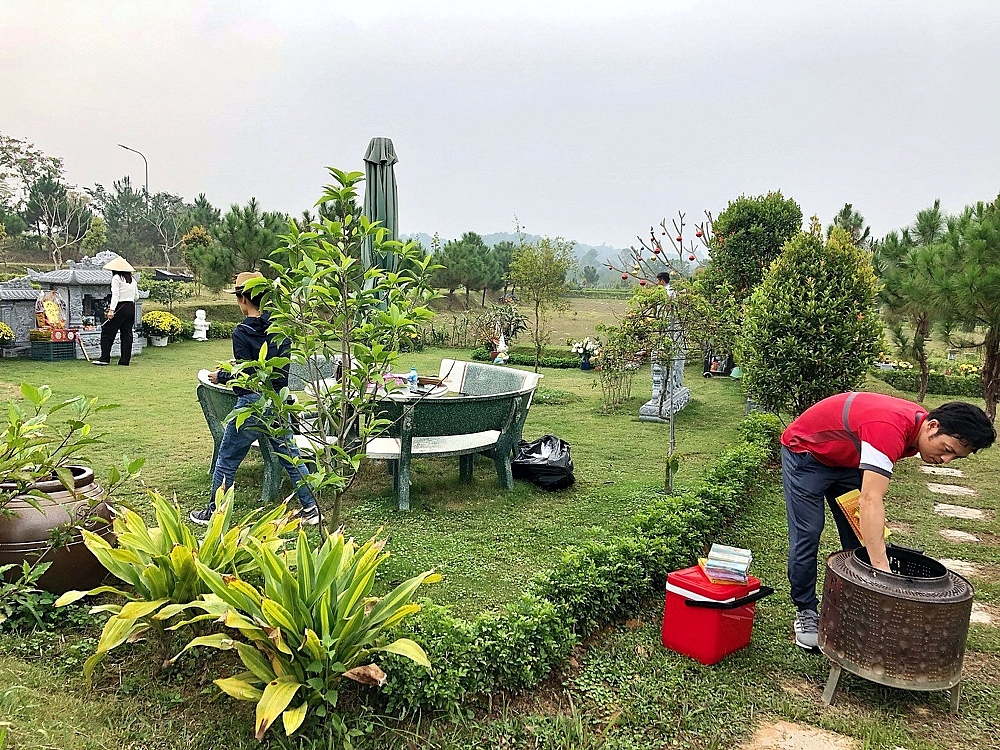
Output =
[
  {"x1": 920, "y1": 465, "x2": 965, "y2": 477},
  {"x1": 934, "y1": 503, "x2": 985, "y2": 519},
  {"x1": 740, "y1": 721, "x2": 856, "y2": 750},
  {"x1": 927, "y1": 482, "x2": 977, "y2": 497},
  {"x1": 971, "y1": 602, "x2": 994, "y2": 626},
  {"x1": 940, "y1": 528, "x2": 981, "y2": 543},
  {"x1": 939, "y1": 558, "x2": 979, "y2": 577}
]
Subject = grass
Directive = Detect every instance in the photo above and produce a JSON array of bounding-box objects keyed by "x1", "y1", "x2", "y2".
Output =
[{"x1": 1, "y1": 336, "x2": 998, "y2": 749}]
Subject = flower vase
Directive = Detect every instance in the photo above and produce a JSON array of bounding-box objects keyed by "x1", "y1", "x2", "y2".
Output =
[
  {"x1": 150, "y1": 335, "x2": 169, "y2": 347},
  {"x1": 580, "y1": 356, "x2": 592, "y2": 371}
]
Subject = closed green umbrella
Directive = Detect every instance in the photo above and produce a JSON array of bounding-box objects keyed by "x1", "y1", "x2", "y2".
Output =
[{"x1": 362, "y1": 137, "x2": 399, "y2": 274}]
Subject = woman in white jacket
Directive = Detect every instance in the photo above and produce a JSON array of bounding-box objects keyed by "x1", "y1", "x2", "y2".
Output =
[{"x1": 95, "y1": 256, "x2": 139, "y2": 366}]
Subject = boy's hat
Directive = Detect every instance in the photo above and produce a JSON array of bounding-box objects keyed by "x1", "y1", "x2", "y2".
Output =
[
  {"x1": 103, "y1": 256, "x2": 134, "y2": 273},
  {"x1": 225, "y1": 271, "x2": 265, "y2": 294}
]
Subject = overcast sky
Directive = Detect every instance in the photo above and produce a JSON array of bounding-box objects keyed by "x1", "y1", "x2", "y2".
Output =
[{"x1": 3, "y1": 0, "x2": 999, "y2": 248}]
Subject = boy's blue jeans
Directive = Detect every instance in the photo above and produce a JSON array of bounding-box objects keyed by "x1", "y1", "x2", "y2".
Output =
[{"x1": 209, "y1": 393, "x2": 316, "y2": 512}]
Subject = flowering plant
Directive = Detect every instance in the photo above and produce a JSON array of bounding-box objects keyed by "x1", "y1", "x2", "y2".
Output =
[
  {"x1": 141, "y1": 310, "x2": 183, "y2": 338},
  {"x1": 0, "y1": 321, "x2": 14, "y2": 347},
  {"x1": 570, "y1": 337, "x2": 600, "y2": 358}
]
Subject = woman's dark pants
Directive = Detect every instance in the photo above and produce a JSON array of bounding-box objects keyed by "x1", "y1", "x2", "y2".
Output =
[{"x1": 99, "y1": 301, "x2": 135, "y2": 365}]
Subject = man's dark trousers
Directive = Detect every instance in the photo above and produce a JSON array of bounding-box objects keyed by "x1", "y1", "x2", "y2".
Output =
[{"x1": 782, "y1": 446, "x2": 864, "y2": 612}]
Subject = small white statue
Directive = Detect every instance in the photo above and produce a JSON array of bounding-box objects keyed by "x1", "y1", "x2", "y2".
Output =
[{"x1": 192, "y1": 309, "x2": 211, "y2": 341}]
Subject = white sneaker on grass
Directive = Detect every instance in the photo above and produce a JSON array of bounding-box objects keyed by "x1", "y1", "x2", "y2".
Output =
[
  {"x1": 295, "y1": 506, "x2": 321, "y2": 526},
  {"x1": 794, "y1": 609, "x2": 820, "y2": 651}
]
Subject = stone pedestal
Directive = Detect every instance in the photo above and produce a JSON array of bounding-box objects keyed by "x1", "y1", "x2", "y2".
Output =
[
  {"x1": 77, "y1": 329, "x2": 144, "y2": 360},
  {"x1": 639, "y1": 359, "x2": 690, "y2": 423}
]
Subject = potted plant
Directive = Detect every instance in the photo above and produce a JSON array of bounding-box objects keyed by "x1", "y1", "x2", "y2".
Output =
[
  {"x1": 571, "y1": 337, "x2": 600, "y2": 370},
  {"x1": 0, "y1": 383, "x2": 141, "y2": 594},
  {"x1": 141, "y1": 310, "x2": 182, "y2": 346}
]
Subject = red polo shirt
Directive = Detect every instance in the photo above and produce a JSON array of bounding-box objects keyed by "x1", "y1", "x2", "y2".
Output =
[{"x1": 781, "y1": 392, "x2": 927, "y2": 477}]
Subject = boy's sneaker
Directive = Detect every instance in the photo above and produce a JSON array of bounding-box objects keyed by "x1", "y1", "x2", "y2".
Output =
[
  {"x1": 92, "y1": 360, "x2": 109, "y2": 366},
  {"x1": 295, "y1": 506, "x2": 321, "y2": 526},
  {"x1": 794, "y1": 609, "x2": 820, "y2": 651},
  {"x1": 189, "y1": 507, "x2": 214, "y2": 526}
]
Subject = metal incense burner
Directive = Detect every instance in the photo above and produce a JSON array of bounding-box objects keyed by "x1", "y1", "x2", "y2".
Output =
[{"x1": 818, "y1": 546, "x2": 973, "y2": 711}]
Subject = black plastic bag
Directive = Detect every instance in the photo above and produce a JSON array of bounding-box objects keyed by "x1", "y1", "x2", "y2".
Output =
[{"x1": 512, "y1": 435, "x2": 575, "y2": 490}]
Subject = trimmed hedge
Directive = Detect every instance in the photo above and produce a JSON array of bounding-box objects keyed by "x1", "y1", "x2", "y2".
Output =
[
  {"x1": 873, "y1": 370, "x2": 981, "y2": 398},
  {"x1": 471, "y1": 347, "x2": 580, "y2": 369},
  {"x1": 378, "y1": 417, "x2": 775, "y2": 714}
]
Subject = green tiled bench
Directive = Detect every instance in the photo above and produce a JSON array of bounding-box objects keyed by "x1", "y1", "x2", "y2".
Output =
[{"x1": 366, "y1": 388, "x2": 536, "y2": 511}]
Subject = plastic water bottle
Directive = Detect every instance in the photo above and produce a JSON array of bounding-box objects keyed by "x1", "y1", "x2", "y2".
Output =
[{"x1": 407, "y1": 366, "x2": 419, "y2": 393}]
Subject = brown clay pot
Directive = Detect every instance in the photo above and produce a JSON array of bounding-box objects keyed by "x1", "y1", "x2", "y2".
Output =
[{"x1": 0, "y1": 465, "x2": 115, "y2": 594}]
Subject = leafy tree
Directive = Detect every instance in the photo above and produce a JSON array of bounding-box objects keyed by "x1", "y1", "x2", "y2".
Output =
[
  {"x1": 213, "y1": 198, "x2": 285, "y2": 274},
  {"x1": 582, "y1": 265, "x2": 599, "y2": 286},
  {"x1": 828, "y1": 202, "x2": 871, "y2": 247},
  {"x1": 736, "y1": 219, "x2": 883, "y2": 416},
  {"x1": 0, "y1": 133, "x2": 63, "y2": 212},
  {"x1": 492, "y1": 239, "x2": 518, "y2": 296},
  {"x1": 88, "y1": 176, "x2": 153, "y2": 260},
  {"x1": 431, "y1": 238, "x2": 469, "y2": 296},
  {"x1": 179, "y1": 226, "x2": 213, "y2": 293},
  {"x1": 24, "y1": 177, "x2": 92, "y2": 268},
  {"x1": 508, "y1": 236, "x2": 575, "y2": 372},
  {"x1": 181, "y1": 193, "x2": 221, "y2": 233},
  {"x1": 81, "y1": 215, "x2": 107, "y2": 254},
  {"x1": 138, "y1": 278, "x2": 194, "y2": 312},
  {"x1": 238, "y1": 167, "x2": 437, "y2": 525},
  {"x1": 710, "y1": 191, "x2": 802, "y2": 301},
  {"x1": 925, "y1": 197, "x2": 1000, "y2": 421},
  {"x1": 146, "y1": 191, "x2": 188, "y2": 269},
  {"x1": 873, "y1": 200, "x2": 944, "y2": 401}
]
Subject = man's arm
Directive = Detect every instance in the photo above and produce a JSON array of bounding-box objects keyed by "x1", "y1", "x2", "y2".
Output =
[{"x1": 859, "y1": 470, "x2": 891, "y2": 571}]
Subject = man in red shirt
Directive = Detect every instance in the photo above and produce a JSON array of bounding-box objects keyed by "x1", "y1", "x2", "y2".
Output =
[{"x1": 781, "y1": 392, "x2": 995, "y2": 650}]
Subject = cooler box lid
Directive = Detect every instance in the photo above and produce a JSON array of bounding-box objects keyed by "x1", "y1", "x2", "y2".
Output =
[{"x1": 666, "y1": 565, "x2": 760, "y2": 603}]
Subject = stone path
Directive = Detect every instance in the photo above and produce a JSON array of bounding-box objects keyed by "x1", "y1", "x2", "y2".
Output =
[
  {"x1": 920, "y1": 465, "x2": 965, "y2": 477},
  {"x1": 927, "y1": 482, "x2": 977, "y2": 497},
  {"x1": 739, "y1": 721, "x2": 856, "y2": 750},
  {"x1": 939, "y1": 558, "x2": 979, "y2": 577},
  {"x1": 934, "y1": 502, "x2": 985, "y2": 519},
  {"x1": 940, "y1": 529, "x2": 980, "y2": 543}
]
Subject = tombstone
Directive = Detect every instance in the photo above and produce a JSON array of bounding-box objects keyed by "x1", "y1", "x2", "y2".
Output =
[
  {"x1": 0, "y1": 279, "x2": 42, "y2": 357},
  {"x1": 639, "y1": 318, "x2": 691, "y2": 423},
  {"x1": 193, "y1": 309, "x2": 211, "y2": 341}
]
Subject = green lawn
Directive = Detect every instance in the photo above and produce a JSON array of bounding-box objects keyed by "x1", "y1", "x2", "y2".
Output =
[{"x1": 1, "y1": 342, "x2": 998, "y2": 749}]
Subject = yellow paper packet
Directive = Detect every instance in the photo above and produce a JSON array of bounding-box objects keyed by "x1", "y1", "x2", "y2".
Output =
[{"x1": 835, "y1": 489, "x2": 891, "y2": 543}]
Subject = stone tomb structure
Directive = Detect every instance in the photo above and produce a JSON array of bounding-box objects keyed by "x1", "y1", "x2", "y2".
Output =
[
  {"x1": 639, "y1": 317, "x2": 691, "y2": 422},
  {"x1": 23, "y1": 252, "x2": 148, "y2": 360},
  {"x1": 0, "y1": 278, "x2": 41, "y2": 357}
]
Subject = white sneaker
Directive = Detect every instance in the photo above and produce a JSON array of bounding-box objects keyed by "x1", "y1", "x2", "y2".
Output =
[
  {"x1": 294, "y1": 506, "x2": 321, "y2": 526},
  {"x1": 794, "y1": 609, "x2": 820, "y2": 651}
]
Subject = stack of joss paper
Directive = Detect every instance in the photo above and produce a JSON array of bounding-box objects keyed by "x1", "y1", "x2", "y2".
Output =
[
  {"x1": 834, "y1": 489, "x2": 891, "y2": 543},
  {"x1": 698, "y1": 543, "x2": 753, "y2": 585}
]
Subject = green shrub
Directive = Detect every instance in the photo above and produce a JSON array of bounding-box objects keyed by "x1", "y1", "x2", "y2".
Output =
[
  {"x1": 873, "y1": 369, "x2": 981, "y2": 398},
  {"x1": 736, "y1": 222, "x2": 883, "y2": 415},
  {"x1": 737, "y1": 412, "x2": 784, "y2": 461},
  {"x1": 471, "y1": 347, "x2": 579, "y2": 369}
]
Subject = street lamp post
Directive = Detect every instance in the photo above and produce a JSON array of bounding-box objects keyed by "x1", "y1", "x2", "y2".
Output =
[{"x1": 117, "y1": 143, "x2": 148, "y2": 197}]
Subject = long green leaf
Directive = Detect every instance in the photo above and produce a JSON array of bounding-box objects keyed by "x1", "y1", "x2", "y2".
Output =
[
  {"x1": 282, "y1": 702, "x2": 308, "y2": 736},
  {"x1": 254, "y1": 676, "x2": 301, "y2": 740},
  {"x1": 215, "y1": 675, "x2": 264, "y2": 702},
  {"x1": 373, "y1": 637, "x2": 431, "y2": 669}
]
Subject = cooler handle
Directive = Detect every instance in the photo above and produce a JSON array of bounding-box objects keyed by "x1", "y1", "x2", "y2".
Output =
[{"x1": 684, "y1": 585, "x2": 774, "y2": 610}]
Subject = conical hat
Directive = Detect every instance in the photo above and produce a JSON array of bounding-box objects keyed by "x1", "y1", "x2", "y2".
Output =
[{"x1": 103, "y1": 256, "x2": 134, "y2": 273}]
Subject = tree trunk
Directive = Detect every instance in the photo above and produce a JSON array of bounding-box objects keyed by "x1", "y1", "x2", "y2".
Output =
[
  {"x1": 982, "y1": 327, "x2": 1000, "y2": 423},
  {"x1": 915, "y1": 315, "x2": 930, "y2": 403},
  {"x1": 162, "y1": 244, "x2": 171, "y2": 271},
  {"x1": 482, "y1": 287, "x2": 487, "y2": 307},
  {"x1": 534, "y1": 300, "x2": 542, "y2": 373}
]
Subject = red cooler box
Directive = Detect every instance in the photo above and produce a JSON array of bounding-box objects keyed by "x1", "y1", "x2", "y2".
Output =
[{"x1": 661, "y1": 565, "x2": 772, "y2": 665}]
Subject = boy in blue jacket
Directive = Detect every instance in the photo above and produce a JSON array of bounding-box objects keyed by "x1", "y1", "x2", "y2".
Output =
[{"x1": 189, "y1": 272, "x2": 319, "y2": 526}]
